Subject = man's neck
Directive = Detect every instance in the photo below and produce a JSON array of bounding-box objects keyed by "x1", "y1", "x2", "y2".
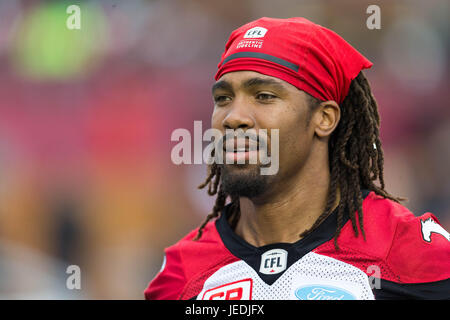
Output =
[{"x1": 233, "y1": 158, "x2": 337, "y2": 247}]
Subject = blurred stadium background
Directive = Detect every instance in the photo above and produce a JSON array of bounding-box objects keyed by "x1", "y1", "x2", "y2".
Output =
[{"x1": 0, "y1": 0, "x2": 448, "y2": 299}]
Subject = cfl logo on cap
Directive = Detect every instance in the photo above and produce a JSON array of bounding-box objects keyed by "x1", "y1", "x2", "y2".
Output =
[
  {"x1": 243, "y1": 27, "x2": 268, "y2": 39},
  {"x1": 259, "y1": 248, "x2": 287, "y2": 275}
]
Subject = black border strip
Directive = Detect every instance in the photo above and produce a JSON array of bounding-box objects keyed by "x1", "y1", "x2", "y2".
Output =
[
  {"x1": 221, "y1": 52, "x2": 299, "y2": 72},
  {"x1": 374, "y1": 278, "x2": 450, "y2": 300}
]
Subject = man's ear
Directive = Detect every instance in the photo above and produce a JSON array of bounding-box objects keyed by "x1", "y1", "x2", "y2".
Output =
[{"x1": 311, "y1": 100, "x2": 341, "y2": 138}]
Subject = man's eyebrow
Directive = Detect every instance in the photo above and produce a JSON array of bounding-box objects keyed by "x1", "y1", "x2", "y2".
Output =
[
  {"x1": 242, "y1": 77, "x2": 287, "y2": 91},
  {"x1": 211, "y1": 80, "x2": 232, "y2": 94},
  {"x1": 211, "y1": 77, "x2": 288, "y2": 94}
]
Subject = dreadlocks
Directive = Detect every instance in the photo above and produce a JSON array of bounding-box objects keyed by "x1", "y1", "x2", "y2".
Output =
[{"x1": 193, "y1": 71, "x2": 404, "y2": 248}]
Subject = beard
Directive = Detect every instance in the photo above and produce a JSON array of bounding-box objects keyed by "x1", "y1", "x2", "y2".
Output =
[{"x1": 219, "y1": 163, "x2": 272, "y2": 199}]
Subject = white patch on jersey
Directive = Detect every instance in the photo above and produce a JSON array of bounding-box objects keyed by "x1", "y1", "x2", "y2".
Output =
[
  {"x1": 291, "y1": 277, "x2": 361, "y2": 300},
  {"x1": 259, "y1": 249, "x2": 287, "y2": 275},
  {"x1": 421, "y1": 217, "x2": 450, "y2": 242},
  {"x1": 159, "y1": 255, "x2": 166, "y2": 273},
  {"x1": 201, "y1": 278, "x2": 252, "y2": 300},
  {"x1": 197, "y1": 252, "x2": 374, "y2": 300}
]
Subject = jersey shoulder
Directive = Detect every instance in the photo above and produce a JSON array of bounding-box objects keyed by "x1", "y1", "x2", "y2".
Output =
[
  {"x1": 144, "y1": 219, "x2": 238, "y2": 300},
  {"x1": 337, "y1": 191, "x2": 450, "y2": 283}
]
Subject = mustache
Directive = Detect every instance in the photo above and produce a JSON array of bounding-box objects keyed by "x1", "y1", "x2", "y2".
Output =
[{"x1": 203, "y1": 127, "x2": 279, "y2": 174}]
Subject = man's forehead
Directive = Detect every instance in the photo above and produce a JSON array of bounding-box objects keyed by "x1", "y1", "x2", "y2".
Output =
[
  {"x1": 217, "y1": 70, "x2": 282, "y2": 84},
  {"x1": 213, "y1": 71, "x2": 297, "y2": 92}
]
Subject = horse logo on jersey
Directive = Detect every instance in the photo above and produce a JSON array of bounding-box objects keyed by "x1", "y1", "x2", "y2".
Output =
[{"x1": 420, "y1": 217, "x2": 450, "y2": 243}]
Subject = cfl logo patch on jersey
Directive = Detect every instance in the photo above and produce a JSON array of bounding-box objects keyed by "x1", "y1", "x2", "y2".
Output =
[
  {"x1": 259, "y1": 248, "x2": 287, "y2": 275},
  {"x1": 243, "y1": 27, "x2": 268, "y2": 38},
  {"x1": 421, "y1": 217, "x2": 450, "y2": 243},
  {"x1": 201, "y1": 279, "x2": 252, "y2": 300}
]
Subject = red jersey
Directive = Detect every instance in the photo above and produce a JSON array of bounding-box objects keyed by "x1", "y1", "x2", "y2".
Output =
[{"x1": 145, "y1": 190, "x2": 450, "y2": 300}]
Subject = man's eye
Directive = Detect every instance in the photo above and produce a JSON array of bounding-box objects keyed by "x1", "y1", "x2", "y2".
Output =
[
  {"x1": 214, "y1": 95, "x2": 231, "y2": 104},
  {"x1": 256, "y1": 93, "x2": 277, "y2": 100}
]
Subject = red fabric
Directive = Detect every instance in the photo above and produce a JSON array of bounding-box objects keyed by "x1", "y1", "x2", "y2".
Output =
[
  {"x1": 144, "y1": 221, "x2": 239, "y2": 300},
  {"x1": 314, "y1": 191, "x2": 450, "y2": 283},
  {"x1": 215, "y1": 17, "x2": 373, "y2": 104},
  {"x1": 144, "y1": 241, "x2": 185, "y2": 300},
  {"x1": 145, "y1": 191, "x2": 450, "y2": 299}
]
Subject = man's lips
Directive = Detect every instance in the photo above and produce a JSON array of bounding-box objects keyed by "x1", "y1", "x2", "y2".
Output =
[
  {"x1": 225, "y1": 150, "x2": 258, "y2": 163},
  {"x1": 223, "y1": 138, "x2": 259, "y2": 152},
  {"x1": 221, "y1": 137, "x2": 265, "y2": 164}
]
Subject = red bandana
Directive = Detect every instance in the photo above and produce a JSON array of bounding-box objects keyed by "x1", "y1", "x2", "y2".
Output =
[{"x1": 215, "y1": 17, "x2": 373, "y2": 104}]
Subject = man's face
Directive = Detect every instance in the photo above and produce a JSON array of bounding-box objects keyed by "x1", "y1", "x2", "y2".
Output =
[{"x1": 211, "y1": 71, "x2": 316, "y2": 200}]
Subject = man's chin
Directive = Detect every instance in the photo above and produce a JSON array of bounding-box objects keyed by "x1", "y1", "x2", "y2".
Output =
[{"x1": 220, "y1": 163, "x2": 271, "y2": 199}]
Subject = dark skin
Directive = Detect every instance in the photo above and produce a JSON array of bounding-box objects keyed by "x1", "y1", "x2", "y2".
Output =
[{"x1": 211, "y1": 71, "x2": 341, "y2": 246}]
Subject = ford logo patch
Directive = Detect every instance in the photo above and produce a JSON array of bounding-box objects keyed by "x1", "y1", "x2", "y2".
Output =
[{"x1": 295, "y1": 285, "x2": 356, "y2": 300}]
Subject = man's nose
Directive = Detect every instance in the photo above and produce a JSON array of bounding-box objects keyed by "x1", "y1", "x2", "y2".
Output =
[{"x1": 221, "y1": 100, "x2": 255, "y2": 130}]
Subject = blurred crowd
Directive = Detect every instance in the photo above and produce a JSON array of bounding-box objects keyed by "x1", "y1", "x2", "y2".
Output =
[{"x1": 0, "y1": 0, "x2": 448, "y2": 299}]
